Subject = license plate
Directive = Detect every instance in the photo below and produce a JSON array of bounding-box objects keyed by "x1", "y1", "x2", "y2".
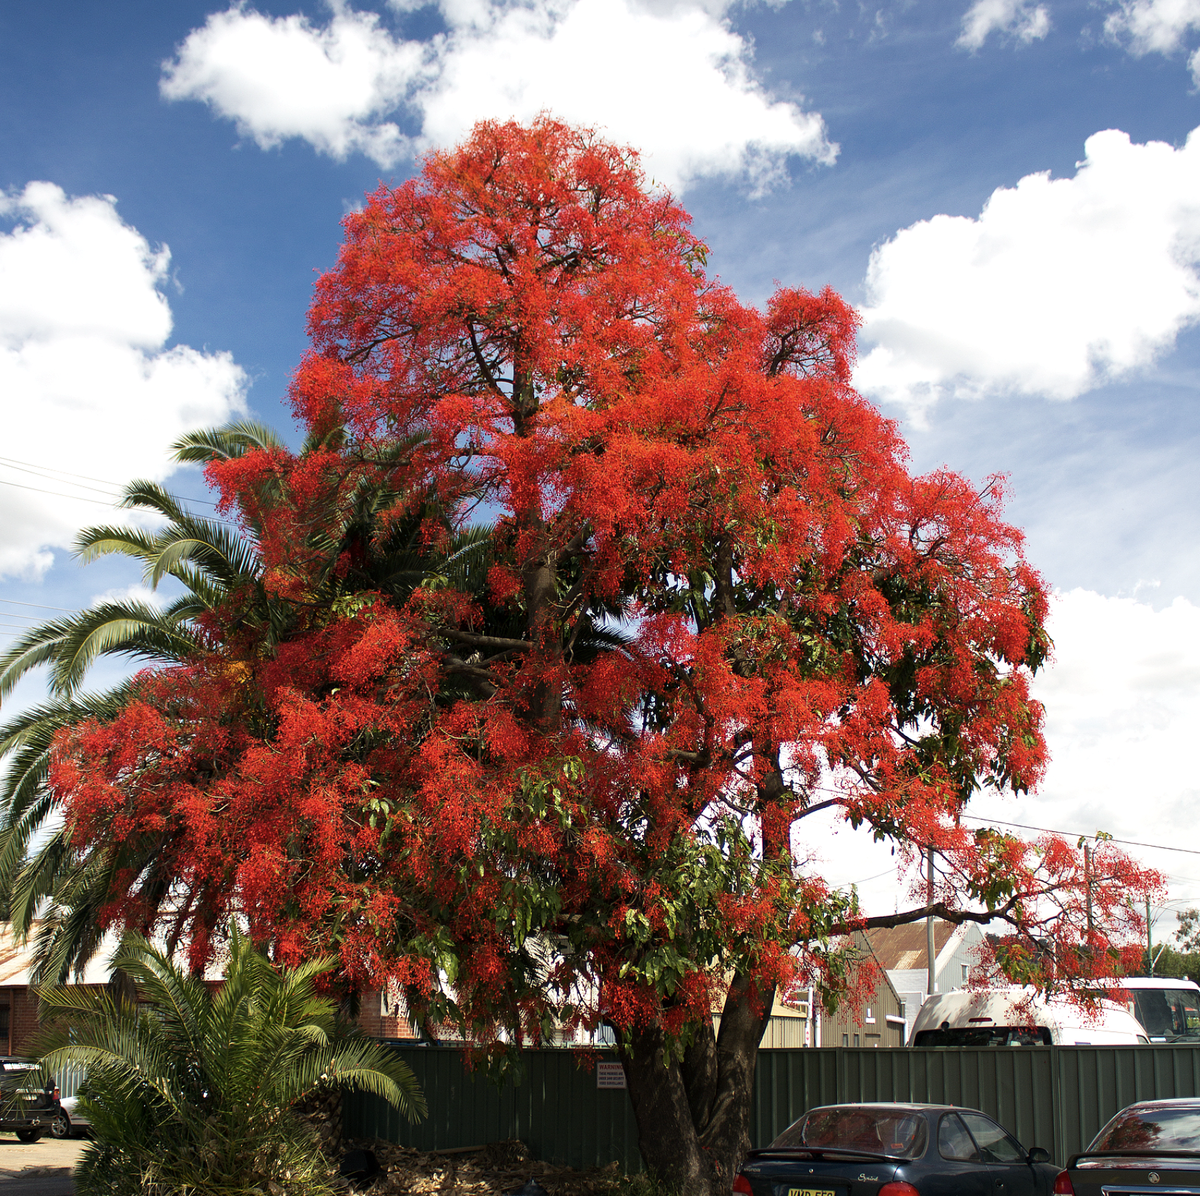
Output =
[{"x1": 785, "y1": 1189, "x2": 838, "y2": 1196}]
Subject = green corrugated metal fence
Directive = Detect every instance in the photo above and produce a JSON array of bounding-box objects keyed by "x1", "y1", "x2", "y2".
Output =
[
  {"x1": 342, "y1": 1046, "x2": 642, "y2": 1170},
  {"x1": 343, "y1": 1044, "x2": 1200, "y2": 1173}
]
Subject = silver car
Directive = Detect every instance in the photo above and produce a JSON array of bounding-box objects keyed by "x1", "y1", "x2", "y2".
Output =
[{"x1": 47, "y1": 1094, "x2": 91, "y2": 1139}]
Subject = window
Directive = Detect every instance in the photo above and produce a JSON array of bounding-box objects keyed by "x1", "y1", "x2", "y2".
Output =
[
  {"x1": 842, "y1": 1034, "x2": 849, "y2": 1046},
  {"x1": 1093, "y1": 1105, "x2": 1200, "y2": 1152},
  {"x1": 853, "y1": 1034, "x2": 860, "y2": 1047},
  {"x1": 913, "y1": 1025, "x2": 1052, "y2": 1047},
  {"x1": 938, "y1": 1114, "x2": 980, "y2": 1162},
  {"x1": 961, "y1": 964, "x2": 970, "y2": 983},
  {"x1": 865, "y1": 1006, "x2": 875, "y2": 1023},
  {"x1": 772, "y1": 1109, "x2": 928, "y2": 1159},
  {"x1": 959, "y1": 1112, "x2": 1026, "y2": 1163},
  {"x1": 1132, "y1": 988, "x2": 1200, "y2": 1041}
]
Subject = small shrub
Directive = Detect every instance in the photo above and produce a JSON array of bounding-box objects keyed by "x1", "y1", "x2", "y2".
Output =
[{"x1": 37, "y1": 927, "x2": 425, "y2": 1196}]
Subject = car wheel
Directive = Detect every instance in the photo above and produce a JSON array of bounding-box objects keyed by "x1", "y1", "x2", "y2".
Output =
[
  {"x1": 15, "y1": 1127, "x2": 43, "y2": 1143},
  {"x1": 48, "y1": 1110, "x2": 71, "y2": 1139}
]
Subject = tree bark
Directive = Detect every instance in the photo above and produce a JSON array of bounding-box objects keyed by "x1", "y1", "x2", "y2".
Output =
[{"x1": 622, "y1": 972, "x2": 774, "y2": 1196}]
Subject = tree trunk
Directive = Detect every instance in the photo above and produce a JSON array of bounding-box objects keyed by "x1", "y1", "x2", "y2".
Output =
[{"x1": 621, "y1": 973, "x2": 773, "y2": 1196}]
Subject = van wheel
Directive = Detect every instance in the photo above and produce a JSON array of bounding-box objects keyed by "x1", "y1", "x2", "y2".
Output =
[{"x1": 15, "y1": 1127, "x2": 43, "y2": 1143}]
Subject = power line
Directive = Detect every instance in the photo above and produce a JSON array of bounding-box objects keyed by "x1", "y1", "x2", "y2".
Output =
[
  {"x1": 0, "y1": 454, "x2": 225, "y2": 510},
  {"x1": 0, "y1": 475, "x2": 241, "y2": 528},
  {"x1": 0, "y1": 454, "x2": 137, "y2": 488},
  {"x1": 0, "y1": 598, "x2": 80, "y2": 614},
  {"x1": 849, "y1": 866, "x2": 900, "y2": 886},
  {"x1": 0, "y1": 458, "x2": 128, "y2": 499},
  {"x1": 959, "y1": 814, "x2": 1200, "y2": 858},
  {"x1": 0, "y1": 476, "x2": 126, "y2": 507}
]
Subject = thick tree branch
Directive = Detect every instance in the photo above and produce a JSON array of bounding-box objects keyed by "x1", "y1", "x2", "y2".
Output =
[
  {"x1": 829, "y1": 897, "x2": 1022, "y2": 938},
  {"x1": 437, "y1": 628, "x2": 531, "y2": 652}
]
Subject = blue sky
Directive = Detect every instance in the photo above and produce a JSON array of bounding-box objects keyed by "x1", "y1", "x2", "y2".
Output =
[{"x1": 3, "y1": 0, "x2": 1200, "y2": 937}]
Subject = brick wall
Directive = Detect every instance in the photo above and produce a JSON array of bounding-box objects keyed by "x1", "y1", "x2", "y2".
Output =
[
  {"x1": 356, "y1": 989, "x2": 420, "y2": 1041},
  {"x1": 5, "y1": 987, "x2": 43, "y2": 1057}
]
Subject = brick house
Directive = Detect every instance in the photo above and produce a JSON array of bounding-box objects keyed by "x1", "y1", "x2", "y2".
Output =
[{"x1": 0, "y1": 924, "x2": 110, "y2": 1056}]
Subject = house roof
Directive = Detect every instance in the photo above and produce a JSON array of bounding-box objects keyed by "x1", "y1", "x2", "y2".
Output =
[
  {"x1": 0, "y1": 923, "x2": 112, "y2": 987},
  {"x1": 0, "y1": 923, "x2": 226, "y2": 988},
  {"x1": 866, "y1": 920, "x2": 957, "y2": 972}
]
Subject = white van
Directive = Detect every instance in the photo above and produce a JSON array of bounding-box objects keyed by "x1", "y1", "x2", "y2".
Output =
[{"x1": 908, "y1": 987, "x2": 1149, "y2": 1046}]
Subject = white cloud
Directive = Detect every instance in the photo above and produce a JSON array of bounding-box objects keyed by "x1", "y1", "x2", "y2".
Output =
[
  {"x1": 1105, "y1": 0, "x2": 1200, "y2": 56},
  {"x1": 89, "y1": 584, "x2": 165, "y2": 611},
  {"x1": 0, "y1": 184, "x2": 246, "y2": 580},
  {"x1": 160, "y1": 3, "x2": 422, "y2": 165},
  {"x1": 1105, "y1": 0, "x2": 1200, "y2": 86},
  {"x1": 161, "y1": 0, "x2": 835, "y2": 193},
  {"x1": 957, "y1": 0, "x2": 1050, "y2": 50},
  {"x1": 854, "y1": 127, "x2": 1200, "y2": 415},
  {"x1": 813, "y1": 589, "x2": 1200, "y2": 923},
  {"x1": 990, "y1": 589, "x2": 1200, "y2": 916}
]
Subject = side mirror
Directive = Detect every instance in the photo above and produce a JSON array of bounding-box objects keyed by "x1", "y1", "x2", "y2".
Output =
[{"x1": 1028, "y1": 1147, "x2": 1052, "y2": 1164}]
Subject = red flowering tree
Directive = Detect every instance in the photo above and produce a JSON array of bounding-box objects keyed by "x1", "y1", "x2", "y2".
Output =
[{"x1": 45, "y1": 119, "x2": 1161, "y2": 1194}]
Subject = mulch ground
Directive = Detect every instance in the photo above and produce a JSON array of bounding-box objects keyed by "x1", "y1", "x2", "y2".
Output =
[{"x1": 334, "y1": 1137, "x2": 629, "y2": 1195}]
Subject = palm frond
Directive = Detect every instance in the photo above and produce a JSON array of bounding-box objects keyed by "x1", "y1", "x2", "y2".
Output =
[
  {"x1": 73, "y1": 524, "x2": 161, "y2": 567},
  {"x1": 42, "y1": 602, "x2": 198, "y2": 697},
  {"x1": 173, "y1": 420, "x2": 288, "y2": 463},
  {"x1": 113, "y1": 479, "x2": 190, "y2": 525},
  {"x1": 35, "y1": 926, "x2": 423, "y2": 1196},
  {"x1": 147, "y1": 520, "x2": 262, "y2": 591}
]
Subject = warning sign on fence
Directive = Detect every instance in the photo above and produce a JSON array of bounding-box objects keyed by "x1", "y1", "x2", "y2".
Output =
[{"x1": 596, "y1": 1062, "x2": 627, "y2": 1089}]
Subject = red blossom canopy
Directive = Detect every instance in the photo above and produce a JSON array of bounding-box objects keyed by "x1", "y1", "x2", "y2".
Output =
[{"x1": 47, "y1": 120, "x2": 1160, "y2": 1186}]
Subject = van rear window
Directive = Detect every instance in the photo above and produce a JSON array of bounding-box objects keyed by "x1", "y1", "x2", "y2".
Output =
[{"x1": 913, "y1": 1026, "x2": 1052, "y2": 1046}]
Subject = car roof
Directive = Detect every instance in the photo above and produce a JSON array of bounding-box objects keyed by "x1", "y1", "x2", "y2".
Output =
[
  {"x1": 806, "y1": 1102, "x2": 967, "y2": 1113},
  {"x1": 1112, "y1": 1098, "x2": 1200, "y2": 1111}
]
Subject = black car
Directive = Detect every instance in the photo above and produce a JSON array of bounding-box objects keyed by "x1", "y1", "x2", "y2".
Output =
[
  {"x1": 0, "y1": 1057, "x2": 58, "y2": 1143},
  {"x1": 1054, "y1": 1097, "x2": 1200, "y2": 1195},
  {"x1": 733, "y1": 1102, "x2": 1060, "y2": 1196}
]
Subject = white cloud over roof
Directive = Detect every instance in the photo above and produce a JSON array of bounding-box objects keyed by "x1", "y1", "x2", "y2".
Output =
[
  {"x1": 0, "y1": 184, "x2": 246, "y2": 580},
  {"x1": 854, "y1": 126, "x2": 1200, "y2": 414},
  {"x1": 160, "y1": 0, "x2": 836, "y2": 193}
]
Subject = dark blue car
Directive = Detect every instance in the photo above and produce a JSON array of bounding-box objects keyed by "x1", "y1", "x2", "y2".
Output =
[{"x1": 733, "y1": 1102, "x2": 1060, "y2": 1196}]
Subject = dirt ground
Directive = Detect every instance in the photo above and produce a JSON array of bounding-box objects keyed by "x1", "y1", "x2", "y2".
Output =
[
  {"x1": 0, "y1": 1133, "x2": 85, "y2": 1180},
  {"x1": 337, "y1": 1138, "x2": 631, "y2": 1195}
]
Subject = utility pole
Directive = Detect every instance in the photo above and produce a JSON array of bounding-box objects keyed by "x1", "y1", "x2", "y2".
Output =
[
  {"x1": 1148, "y1": 897, "x2": 1154, "y2": 977},
  {"x1": 926, "y1": 847, "x2": 936, "y2": 996},
  {"x1": 1084, "y1": 842, "x2": 1094, "y2": 938}
]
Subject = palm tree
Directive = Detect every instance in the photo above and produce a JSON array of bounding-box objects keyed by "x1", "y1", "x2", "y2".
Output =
[
  {"x1": 36, "y1": 926, "x2": 426, "y2": 1196},
  {"x1": 0, "y1": 422, "x2": 283, "y2": 981},
  {"x1": 0, "y1": 420, "x2": 500, "y2": 982}
]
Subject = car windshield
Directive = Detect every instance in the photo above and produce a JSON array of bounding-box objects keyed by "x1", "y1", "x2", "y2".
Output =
[
  {"x1": 1091, "y1": 1106, "x2": 1200, "y2": 1152},
  {"x1": 1131, "y1": 990, "x2": 1200, "y2": 1041},
  {"x1": 771, "y1": 1108, "x2": 928, "y2": 1158}
]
